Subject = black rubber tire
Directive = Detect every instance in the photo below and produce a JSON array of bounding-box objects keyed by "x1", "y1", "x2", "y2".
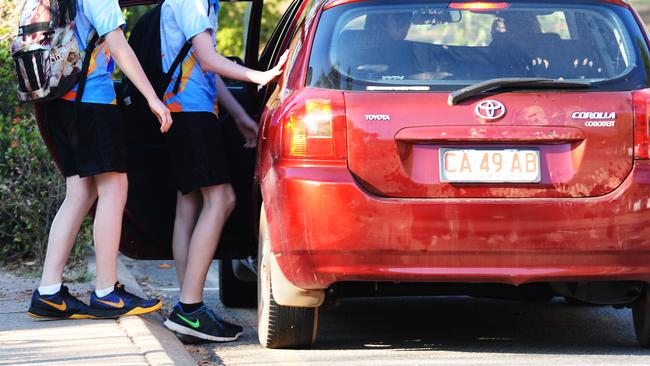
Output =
[
  {"x1": 219, "y1": 259, "x2": 257, "y2": 308},
  {"x1": 633, "y1": 287, "x2": 650, "y2": 348},
  {"x1": 257, "y1": 207, "x2": 318, "y2": 349}
]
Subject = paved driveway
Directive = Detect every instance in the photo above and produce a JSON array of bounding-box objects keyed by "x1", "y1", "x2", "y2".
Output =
[{"x1": 124, "y1": 258, "x2": 650, "y2": 366}]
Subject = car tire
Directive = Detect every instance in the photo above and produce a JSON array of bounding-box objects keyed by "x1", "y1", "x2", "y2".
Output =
[
  {"x1": 633, "y1": 286, "x2": 650, "y2": 348},
  {"x1": 219, "y1": 259, "x2": 257, "y2": 308},
  {"x1": 257, "y1": 207, "x2": 318, "y2": 349}
]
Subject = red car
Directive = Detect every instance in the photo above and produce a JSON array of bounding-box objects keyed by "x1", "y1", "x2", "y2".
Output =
[
  {"x1": 35, "y1": 0, "x2": 650, "y2": 350},
  {"x1": 254, "y1": 0, "x2": 650, "y2": 349}
]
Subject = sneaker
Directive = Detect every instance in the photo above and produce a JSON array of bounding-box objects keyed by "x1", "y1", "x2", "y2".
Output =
[
  {"x1": 88, "y1": 282, "x2": 162, "y2": 319},
  {"x1": 163, "y1": 303, "x2": 243, "y2": 342},
  {"x1": 27, "y1": 286, "x2": 90, "y2": 319}
]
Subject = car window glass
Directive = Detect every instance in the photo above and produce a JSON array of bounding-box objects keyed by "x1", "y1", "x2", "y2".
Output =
[
  {"x1": 260, "y1": 0, "x2": 301, "y2": 70},
  {"x1": 537, "y1": 12, "x2": 570, "y2": 40},
  {"x1": 307, "y1": 1, "x2": 650, "y2": 92},
  {"x1": 286, "y1": 26, "x2": 305, "y2": 77},
  {"x1": 217, "y1": 1, "x2": 253, "y2": 60}
]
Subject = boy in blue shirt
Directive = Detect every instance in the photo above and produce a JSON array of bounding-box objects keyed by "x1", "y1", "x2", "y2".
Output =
[
  {"x1": 159, "y1": 0, "x2": 286, "y2": 341},
  {"x1": 28, "y1": 0, "x2": 172, "y2": 319}
]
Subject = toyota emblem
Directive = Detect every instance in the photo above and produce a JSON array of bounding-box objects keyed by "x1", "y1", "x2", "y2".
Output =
[{"x1": 475, "y1": 100, "x2": 506, "y2": 121}]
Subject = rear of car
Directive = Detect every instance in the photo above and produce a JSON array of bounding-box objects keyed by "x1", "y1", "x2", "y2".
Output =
[{"x1": 256, "y1": 0, "x2": 650, "y2": 348}]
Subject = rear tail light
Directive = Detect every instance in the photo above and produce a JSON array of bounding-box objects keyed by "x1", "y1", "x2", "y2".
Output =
[
  {"x1": 633, "y1": 89, "x2": 650, "y2": 160},
  {"x1": 449, "y1": 2, "x2": 510, "y2": 11},
  {"x1": 281, "y1": 90, "x2": 347, "y2": 159}
]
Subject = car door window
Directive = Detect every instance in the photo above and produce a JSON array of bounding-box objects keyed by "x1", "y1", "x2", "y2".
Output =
[
  {"x1": 217, "y1": 1, "x2": 253, "y2": 60},
  {"x1": 259, "y1": 0, "x2": 302, "y2": 70}
]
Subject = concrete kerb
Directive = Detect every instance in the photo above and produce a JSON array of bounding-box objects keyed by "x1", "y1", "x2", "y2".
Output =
[{"x1": 87, "y1": 255, "x2": 197, "y2": 366}]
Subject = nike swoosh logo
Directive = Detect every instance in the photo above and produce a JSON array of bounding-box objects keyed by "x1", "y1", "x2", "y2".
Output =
[
  {"x1": 177, "y1": 313, "x2": 200, "y2": 328},
  {"x1": 39, "y1": 298, "x2": 67, "y2": 311},
  {"x1": 96, "y1": 298, "x2": 125, "y2": 308}
]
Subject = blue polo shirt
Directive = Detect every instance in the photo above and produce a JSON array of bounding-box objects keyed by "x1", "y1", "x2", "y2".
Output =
[
  {"x1": 160, "y1": 0, "x2": 220, "y2": 114},
  {"x1": 62, "y1": 0, "x2": 125, "y2": 105}
]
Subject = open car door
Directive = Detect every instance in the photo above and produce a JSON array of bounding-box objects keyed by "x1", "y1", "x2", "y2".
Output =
[{"x1": 117, "y1": 0, "x2": 263, "y2": 259}]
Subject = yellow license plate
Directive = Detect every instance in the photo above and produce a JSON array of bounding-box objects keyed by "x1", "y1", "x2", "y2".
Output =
[{"x1": 440, "y1": 148, "x2": 541, "y2": 183}]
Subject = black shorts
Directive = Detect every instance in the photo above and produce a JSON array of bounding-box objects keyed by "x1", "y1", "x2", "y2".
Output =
[
  {"x1": 166, "y1": 112, "x2": 230, "y2": 194},
  {"x1": 43, "y1": 100, "x2": 127, "y2": 178}
]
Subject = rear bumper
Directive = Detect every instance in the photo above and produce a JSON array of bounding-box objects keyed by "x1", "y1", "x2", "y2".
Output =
[{"x1": 260, "y1": 160, "x2": 650, "y2": 290}]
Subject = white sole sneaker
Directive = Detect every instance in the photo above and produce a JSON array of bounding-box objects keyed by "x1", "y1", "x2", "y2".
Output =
[{"x1": 163, "y1": 319, "x2": 242, "y2": 342}]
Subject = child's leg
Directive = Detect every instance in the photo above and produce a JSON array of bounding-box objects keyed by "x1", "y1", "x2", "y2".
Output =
[
  {"x1": 88, "y1": 173, "x2": 162, "y2": 319},
  {"x1": 172, "y1": 190, "x2": 202, "y2": 287},
  {"x1": 179, "y1": 184, "x2": 235, "y2": 304},
  {"x1": 40, "y1": 175, "x2": 97, "y2": 287},
  {"x1": 93, "y1": 172, "x2": 128, "y2": 290}
]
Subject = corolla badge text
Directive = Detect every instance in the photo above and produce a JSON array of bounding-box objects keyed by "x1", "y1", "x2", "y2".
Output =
[
  {"x1": 572, "y1": 111, "x2": 616, "y2": 127},
  {"x1": 475, "y1": 100, "x2": 506, "y2": 121}
]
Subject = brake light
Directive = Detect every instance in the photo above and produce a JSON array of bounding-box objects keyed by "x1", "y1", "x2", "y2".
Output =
[
  {"x1": 633, "y1": 89, "x2": 650, "y2": 160},
  {"x1": 281, "y1": 91, "x2": 346, "y2": 159},
  {"x1": 449, "y1": 2, "x2": 510, "y2": 10}
]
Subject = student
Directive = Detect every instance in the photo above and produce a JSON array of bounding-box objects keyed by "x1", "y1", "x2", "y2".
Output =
[
  {"x1": 159, "y1": 0, "x2": 286, "y2": 341},
  {"x1": 28, "y1": 0, "x2": 172, "y2": 319}
]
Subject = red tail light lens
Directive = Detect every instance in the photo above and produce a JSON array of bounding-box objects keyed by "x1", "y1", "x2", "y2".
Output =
[
  {"x1": 449, "y1": 2, "x2": 510, "y2": 11},
  {"x1": 633, "y1": 89, "x2": 650, "y2": 160},
  {"x1": 281, "y1": 90, "x2": 346, "y2": 160}
]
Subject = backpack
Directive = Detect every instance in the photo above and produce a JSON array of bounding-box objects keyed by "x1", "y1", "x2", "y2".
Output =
[
  {"x1": 122, "y1": 0, "x2": 211, "y2": 106},
  {"x1": 12, "y1": 0, "x2": 98, "y2": 103}
]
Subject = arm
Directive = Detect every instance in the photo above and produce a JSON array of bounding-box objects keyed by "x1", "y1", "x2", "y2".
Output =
[
  {"x1": 215, "y1": 75, "x2": 258, "y2": 148},
  {"x1": 192, "y1": 31, "x2": 288, "y2": 85},
  {"x1": 104, "y1": 28, "x2": 172, "y2": 133}
]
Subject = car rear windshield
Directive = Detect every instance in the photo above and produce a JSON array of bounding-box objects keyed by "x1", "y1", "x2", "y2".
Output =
[{"x1": 306, "y1": 0, "x2": 650, "y2": 92}]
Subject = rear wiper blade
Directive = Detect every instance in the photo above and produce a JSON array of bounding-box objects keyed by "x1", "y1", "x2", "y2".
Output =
[{"x1": 448, "y1": 77, "x2": 591, "y2": 105}]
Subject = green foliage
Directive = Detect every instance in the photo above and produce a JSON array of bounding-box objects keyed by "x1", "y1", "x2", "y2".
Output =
[
  {"x1": 215, "y1": 0, "x2": 285, "y2": 58},
  {"x1": 0, "y1": 1, "x2": 90, "y2": 267}
]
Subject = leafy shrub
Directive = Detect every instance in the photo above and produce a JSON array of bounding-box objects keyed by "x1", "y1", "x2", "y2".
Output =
[{"x1": 0, "y1": 1, "x2": 90, "y2": 268}]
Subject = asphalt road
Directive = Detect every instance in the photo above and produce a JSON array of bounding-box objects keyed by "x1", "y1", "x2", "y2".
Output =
[{"x1": 122, "y1": 257, "x2": 650, "y2": 366}]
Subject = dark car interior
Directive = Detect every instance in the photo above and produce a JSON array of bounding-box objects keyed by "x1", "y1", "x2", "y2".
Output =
[
  {"x1": 116, "y1": 0, "x2": 263, "y2": 259},
  {"x1": 332, "y1": 9, "x2": 627, "y2": 86}
]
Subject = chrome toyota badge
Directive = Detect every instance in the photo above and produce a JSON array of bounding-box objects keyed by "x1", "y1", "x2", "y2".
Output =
[{"x1": 475, "y1": 100, "x2": 506, "y2": 121}]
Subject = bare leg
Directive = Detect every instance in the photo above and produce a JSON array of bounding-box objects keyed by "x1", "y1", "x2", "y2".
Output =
[
  {"x1": 179, "y1": 184, "x2": 235, "y2": 304},
  {"x1": 93, "y1": 172, "x2": 128, "y2": 290},
  {"x1": 172, "y1": 190, "x2": 202, "y2": 288},
  {"x1": 40, "y1": 176, "x2": 97, "y2": 287}
]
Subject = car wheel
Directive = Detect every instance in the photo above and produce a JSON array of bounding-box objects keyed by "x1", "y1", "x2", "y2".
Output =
[
  {"x1": 257, "y1": 208, "x2": 318, "y2": 349},
  {"x1": 219, "y1": 259, "x2": 256, "y2": 308},
  {"x1": 633, "y1": 286, "x2": 650, "y2": 348}
]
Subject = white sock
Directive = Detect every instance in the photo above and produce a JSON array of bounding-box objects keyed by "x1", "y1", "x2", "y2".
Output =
[
  {"x1": 38, "y1": 283, "x2": 62, "y2": 296},
  {"x1": 95, "y1": 285, "x2": 115, "y2": 298}
]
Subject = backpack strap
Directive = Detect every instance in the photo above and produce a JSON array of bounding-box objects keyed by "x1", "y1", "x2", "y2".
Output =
[
  {"x1": 166, "y1": 0, "x2": 212, "y2": 96},
  {"x1": 167, "y1": 42, "x2": 192, "y2": 96},
  {"x1": 18, "y1": 22, "x2": 51, "y2": 36},
  {"x1": 72, "y1": 32, "x2": 100, "y2": 122}
]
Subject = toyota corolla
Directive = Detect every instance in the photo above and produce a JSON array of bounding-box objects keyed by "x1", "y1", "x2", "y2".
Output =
[{"x1": 252, "y1": 0, "x2": 650, "y2": 348}]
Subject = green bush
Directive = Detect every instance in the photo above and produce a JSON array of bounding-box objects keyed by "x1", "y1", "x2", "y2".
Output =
[{"x1": 0, "y1": 1, "x2": 90, "y2": 268}]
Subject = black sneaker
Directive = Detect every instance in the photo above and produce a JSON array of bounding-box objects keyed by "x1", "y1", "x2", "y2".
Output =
[
  {"x1": 88, "y1": 282, "x2": 162, "y2": 319},
  {"x1": 27, "y1": 285, "x2": 90, "y2": 319},
  {"x1": 164, "y1": 303, "x2": 243, "y2": 342}
]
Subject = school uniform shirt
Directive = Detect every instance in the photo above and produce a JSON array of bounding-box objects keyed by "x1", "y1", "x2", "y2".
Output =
[
  {"x1": 160, "y1": 0, "x2": 220, "y2": 115},
  {"x1": 61, "y1": 0, "x2": 125, "y2": 105}
]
